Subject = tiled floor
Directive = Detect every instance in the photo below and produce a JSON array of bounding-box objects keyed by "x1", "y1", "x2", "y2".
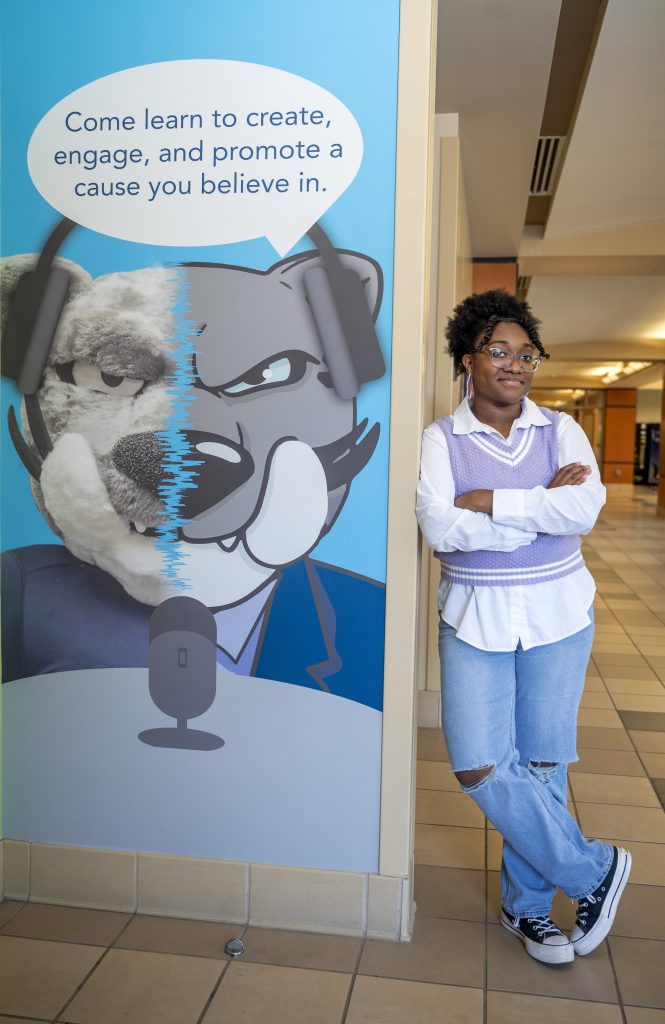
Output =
[{"x1": 1, "y1": 489, "x2": 664, "y2": 1022}]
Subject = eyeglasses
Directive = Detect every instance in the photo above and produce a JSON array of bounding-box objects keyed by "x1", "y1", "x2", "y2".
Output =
[{"x1": 473, "y1": 346, "x2": 542, "y2": 373}]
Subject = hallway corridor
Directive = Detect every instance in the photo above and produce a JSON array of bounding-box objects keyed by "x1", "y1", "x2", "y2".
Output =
[{"x1": 1, "y1": 490, "x2": 663, "y2": 1023}]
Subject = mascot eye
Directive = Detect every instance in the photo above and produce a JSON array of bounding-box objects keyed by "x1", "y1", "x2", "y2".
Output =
[
  {"x1": 57, "y1": 360, "x2": 145, "y2": 396},
  {"x1": 221, "y1": 351, "x2": 313, "y2": 397}
]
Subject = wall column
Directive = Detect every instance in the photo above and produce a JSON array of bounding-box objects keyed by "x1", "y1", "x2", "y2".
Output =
[
  {"x1": 658, "y1": 372, "x2": 665, "y2": 515},
  {"x1": 602, "y1": 389, "x2": 637, "y2": 488}
]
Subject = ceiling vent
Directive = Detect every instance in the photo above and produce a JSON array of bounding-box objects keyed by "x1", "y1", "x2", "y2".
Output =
[
  {"x1": 517, "y1": 275, "x2": 531, "y2": 302},
  {"x1": 529, "y1": 136, "x2": 565, "y2": 196}
]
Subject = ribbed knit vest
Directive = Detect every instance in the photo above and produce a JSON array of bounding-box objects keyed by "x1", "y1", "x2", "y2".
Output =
[{"x1": 435, "y1": 407, "x2": 583, "y2": 586}]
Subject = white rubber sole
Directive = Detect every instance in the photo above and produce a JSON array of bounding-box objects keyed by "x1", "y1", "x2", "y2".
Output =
[
  {"x1": 500, "y1": 912, "x2": 574, "y2": 965},
  {"x1": 572, "y1": 847, "x2": 632, "y2": 956}
]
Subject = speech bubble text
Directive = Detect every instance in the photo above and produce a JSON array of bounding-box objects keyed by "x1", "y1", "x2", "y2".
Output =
[{"x1": 28, "y1": 60, "x2": 363, "y2": 254}]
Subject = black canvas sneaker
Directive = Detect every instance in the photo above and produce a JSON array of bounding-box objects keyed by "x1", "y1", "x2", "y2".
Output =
[
  {"x1": 500, "y1": 908, "x2": 574, "y2": 964},
  {"x1": 571, "y1": 846, "x2": 632, "y2": 955}
]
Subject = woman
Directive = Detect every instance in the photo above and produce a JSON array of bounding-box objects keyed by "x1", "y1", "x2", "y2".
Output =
[{"x1": 416, "y1": 289, "x2": 631, "y2": 965}]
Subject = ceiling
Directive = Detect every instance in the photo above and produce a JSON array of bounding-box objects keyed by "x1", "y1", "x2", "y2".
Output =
[{"x1": 436, "y1": 0, "x2": 665, "y2": 394}]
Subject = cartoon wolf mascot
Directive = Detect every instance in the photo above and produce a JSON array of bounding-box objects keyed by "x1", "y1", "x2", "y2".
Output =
[{"x1": 1, "y1": 246, "x2": 386, "y2": 710}]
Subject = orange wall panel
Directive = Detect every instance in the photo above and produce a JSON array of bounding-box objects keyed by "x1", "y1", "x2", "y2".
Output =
[
  {"x1": 602, "y1": 462, "x2": 634, "y2": 484},
  {"x1": 606, "y1": 389, "x2": 637, "y2": 407},
  {"x1": 603, "y1": 405, "x2": 637, "y2": 465},
  {"x1": 472, "y1": 261, "x2": 517, "y2": 295}
]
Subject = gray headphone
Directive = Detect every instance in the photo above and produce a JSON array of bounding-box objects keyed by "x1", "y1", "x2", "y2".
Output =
[{"x1": 2, "y1": 217, "x2": 385, "y2": 399}]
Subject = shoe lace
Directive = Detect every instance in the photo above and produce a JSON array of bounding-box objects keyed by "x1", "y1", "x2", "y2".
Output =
[
  {"x1": 527, "y1": 916, "x2": 561, "y2": 938},
  {"x1": 577, "y1": 887, "x2": 605, "y2": 922}
]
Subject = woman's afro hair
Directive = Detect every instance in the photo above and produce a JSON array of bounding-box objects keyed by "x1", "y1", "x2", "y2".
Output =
[{"x1": 445, "y1": 288, "x2": 548, "y2": 377}]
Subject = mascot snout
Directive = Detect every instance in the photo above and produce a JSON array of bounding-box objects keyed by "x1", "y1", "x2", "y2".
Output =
[{"x1": 111, "y1": 429, "x2": 256, "y2": 518}]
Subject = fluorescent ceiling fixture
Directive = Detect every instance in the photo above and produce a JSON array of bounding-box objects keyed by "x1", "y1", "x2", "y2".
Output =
[{"x1": 586, "y1": 364, "x2": 623, "y2": 377}]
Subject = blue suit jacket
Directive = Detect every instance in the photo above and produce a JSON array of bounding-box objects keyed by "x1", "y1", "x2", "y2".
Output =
[{"x1": 2, "y1": 545, "x2": 385, "y2": 711}]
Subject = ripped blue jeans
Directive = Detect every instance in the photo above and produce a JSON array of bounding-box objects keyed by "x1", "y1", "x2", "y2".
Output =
[{"x1": 439, "y1": 613, "x2": 613, "y2": 918}]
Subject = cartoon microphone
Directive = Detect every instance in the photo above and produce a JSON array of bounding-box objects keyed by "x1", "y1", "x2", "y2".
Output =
[{"x1": 138, "y1": 596, "x2": 224, "y2": 750}]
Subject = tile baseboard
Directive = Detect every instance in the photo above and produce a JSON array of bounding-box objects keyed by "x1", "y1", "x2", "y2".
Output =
[{"x1": 0, "y1": 839, "x2": 413, "y2": 942}]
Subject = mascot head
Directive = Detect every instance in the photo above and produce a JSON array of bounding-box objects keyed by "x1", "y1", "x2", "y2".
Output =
[{"x1": 1, "y1": 246, "x2": 383, "y2": 608}]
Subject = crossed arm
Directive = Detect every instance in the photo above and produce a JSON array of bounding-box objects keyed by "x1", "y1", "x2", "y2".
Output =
[
  {"x1": 455, "y1": 461, "x2": 593, "y2": 514},
  {"x1": 415, "y1": 415, "x2": 606, "y2": 554}
]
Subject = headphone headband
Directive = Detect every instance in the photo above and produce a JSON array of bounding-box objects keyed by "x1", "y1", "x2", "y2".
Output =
[{"x1": 2, "y1": 218, "x2": 385, "y2": 400}]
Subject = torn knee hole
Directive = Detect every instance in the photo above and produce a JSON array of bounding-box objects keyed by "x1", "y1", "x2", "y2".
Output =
[
  {"x1": 455, "y1": 765, "x2": 495, "y2": 791},
  {"x1": 528, "y1": 760, "x2": 560, "y2": 783}
]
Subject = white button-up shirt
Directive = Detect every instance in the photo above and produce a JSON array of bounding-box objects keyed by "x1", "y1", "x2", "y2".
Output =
[{"x1": 416, "y1": 397, "x2": 607, "y2": 651}]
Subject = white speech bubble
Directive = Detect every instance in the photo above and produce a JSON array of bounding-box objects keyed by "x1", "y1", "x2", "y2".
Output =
[{"x1": 28, "y1": 60, "x2": 363, "y2": 255}]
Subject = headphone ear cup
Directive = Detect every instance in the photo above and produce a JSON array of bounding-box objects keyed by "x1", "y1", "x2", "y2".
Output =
[
  {"x1": 304, "y1": 265, "x2": 385, "y2": 401},
  {"x1": 3, "y1": 266, "x2": 71, "y2": 394}
]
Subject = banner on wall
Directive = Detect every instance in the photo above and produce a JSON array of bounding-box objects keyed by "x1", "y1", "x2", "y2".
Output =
[{"x1": 0, "y1": 0, "x2": 399, "y2": 872}]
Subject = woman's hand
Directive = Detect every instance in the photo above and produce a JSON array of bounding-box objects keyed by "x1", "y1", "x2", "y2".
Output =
[
  {"x1": 547, "y1": 463, "x2": 592, "y2": 489},
  {"x1": 454, "y1": 489, "x2": 493, "y2": 513}
]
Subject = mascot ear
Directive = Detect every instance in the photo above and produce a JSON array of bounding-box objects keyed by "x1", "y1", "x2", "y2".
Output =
[
  {"x1": 273, "y1": 248, "x2": 383, "y2": 323},
  {"x1": 0, "y1": 255, "x2": 91, "y2": 333}
]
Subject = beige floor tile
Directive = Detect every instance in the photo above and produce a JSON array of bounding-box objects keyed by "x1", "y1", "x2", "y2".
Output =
[
  {"x1": 569, "y1": 773, "x2": 660, "y2": 807},
  {"x1": 414, "y1": 825, "x2": 484, "y2": 869},
  {"x1": 0, "y1": 901, "x2": 24, "y2": 928},
  {"x1": 576, "y1": 803, "x2": 665, "y2": 843},
  {"x1": 577, "y1": 726, "x2": 634, "y2": 751},
  {"x1": 0, "y1": 1018, "x2": 52, "y2": 1024},
  {"x1": 613, "y1": 695, "x2": 665, "y2": 713},
  {"x1": 63, "y1": 948, "x2": 221, "y2": 1024},
  {"x1": 595, "y1": 664, "x2": 657, "y2": 680},
  {"x1": 614, "y1": 615, "x2": 663, "y2": 628},
  {"x1": 487, "y1": 831, "x2": 503, "y2": 871},
  {"x1": 417, "y1": 727, "x2": 449, "y2": 762},
  {"x1": 604, "y1": 679, "x2": 665, "y2": 696},
  {"x1": 621, "y1": 627, "x2": 665, "y2": 637},
  {"x1": 416, "y1": 789, "x2": 485, "y2": 828},
  {"x1": 624, "y1": 1009, "x2": 665, "y2": 1024},
  {"x1": 240, "y1": 927, "x2": 361, "y2": 972},
  {"x1": 487, "y1": 991, "x2": 623, "y2": 1024},
  {"x1": 1, "y1": 903, "x2": 130, "y2": 946},
  {"x1": 416, "y1": 760, "x2": 459, "y2": 791},
  {"x1": 114, "y1": 915, "x2": 242, "y2": 959},
  {"x1": 0, "y1": 936, "x2": 101, "y2": 1019},
  {"x1": 614, "y1": 884, "x2": 665, "y2": 940},
  {"x1": 609, "y1": 936, "x2": 665, "y2": 1009},
  {"x1": 580, "y1": 692, "x2": 616, "y2": 709},
  {"x1": 487, "y1": 923, "x2": 617, "y2": 1003},
  {"x1": 577, "y1": 708, "x2": 625, "y2": 729},
  {"x1": 594, "y1": 653, "x2": 651, "y2": 664},
  {"x1": 486, "y1": 872, "x2": 576, "y2": 930},
  {"x1": 359, "y1": 915, "x2": 484, "y2": 989},
  {"x1": 570, "y1": 749, "x2": 646, "y2": 776},
  {"x1": 584, "y1": 675, "x2": 606, "y2": 690},
  {"x1": 345, "y1": 976, "x2": 483, "y2": 1024},
  {"x1": 203, "y1": 962, "x2": 350, "y2": 1024},
  {"x1": 414, "y1": 865, "x2": 485, "y2": 923},
  {"x1": 630, "y1": 731, "x2": 665, "y2": 753},
  {"x1": 593, "y1": 647, "x2": 642, "y2": 658},
  {"x1": 641, "y1": 751, "x2": 665, "y2": 776}
]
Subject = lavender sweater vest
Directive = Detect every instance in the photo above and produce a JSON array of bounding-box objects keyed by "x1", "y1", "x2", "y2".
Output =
[{"x1": 436, "y1": 407, "x2": 583, "y2": 586}]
